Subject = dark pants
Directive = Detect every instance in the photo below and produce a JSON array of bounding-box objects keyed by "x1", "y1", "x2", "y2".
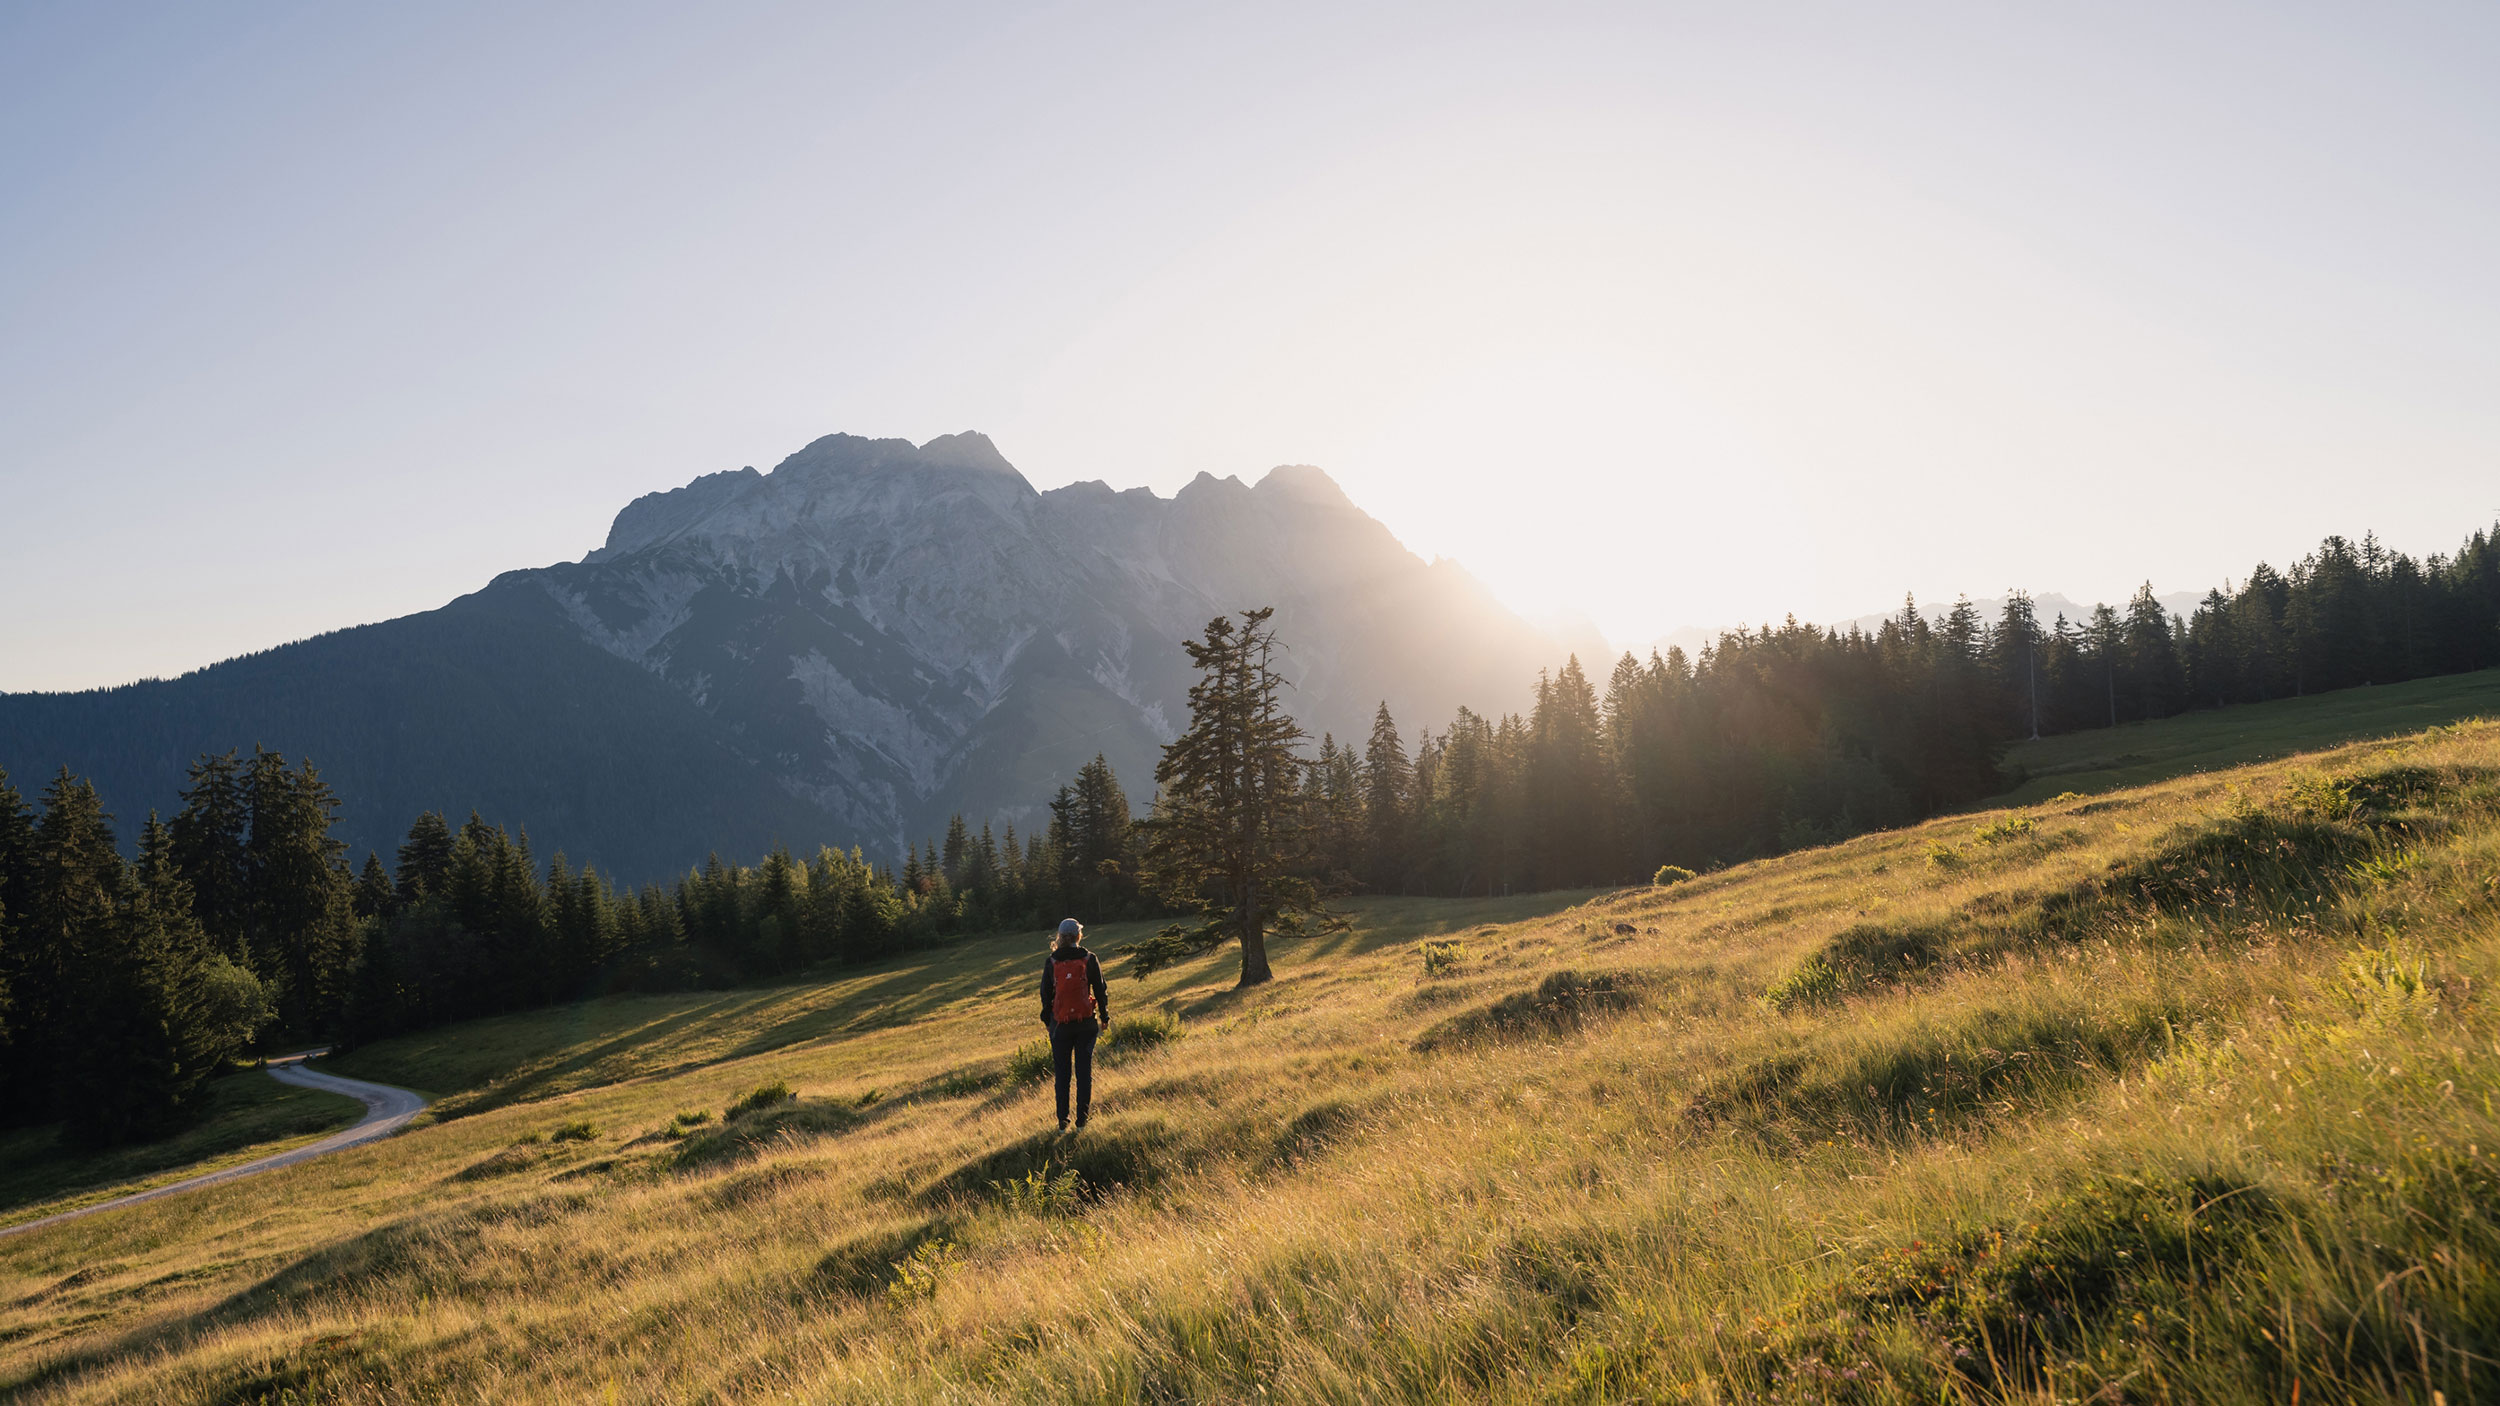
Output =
[{"x1": 1050, "y1": 1017, "x2": 1099, "y2": 1125}]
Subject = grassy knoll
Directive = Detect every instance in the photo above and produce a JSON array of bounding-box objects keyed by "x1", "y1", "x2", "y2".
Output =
[
  {"x1": 1997, "y1": 665, "x2": 2500, "y2": 803},
  {"x1": 0, "y1": 1072, "x2": 364, "y2": 1225},
  {"x1": 6, "y1": 727, "x2": 2500, "y2": 1402}
]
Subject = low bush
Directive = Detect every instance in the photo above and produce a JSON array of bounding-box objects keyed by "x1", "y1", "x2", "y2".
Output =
[
  {"x1": 932, "y1": 1065, "x2": 1002, "y2": 1098},
  {"x1": 725, "y1": 1081, "x2": 796, "y2": 1119},
  {"x1": 884, "y1": 1237, "x2": 962, "y2": 1303},
  {"x1": 1418, "y1": 939, "x2": 1465, "y2": 977},
  {"x1": 1101, "y1": 1010, "x2": 1182, "y2": 1060},
  {"x1": 673, "y1": 1101, "x2": 862, "y2": 1171},
  {"x1": 920, "y1": 1119, "x2": 1181, "y2": 1206},
  {"x1": 1972, "y1": 813, "x2": 2035, "y2": 845},
  {"x1": 811, "y1": 1216, "x2": 959, "y2": 1300},
  {"x1": 1415, "y1": 968, "x2": 1644, "y2": 1050},
  {"x1": 992, "y1": 1166, "x2": 1085, "y2": 1216},
  {"x1": 1694, "y1": 995, "x2": 2176, "y2": 1140},
  {"x1": 549, "y1": 1120, "x2": 598, "y2": 1143},
  {"x1": 1765, "y1": 919, "x2": 1954, "y2": 1011},
  {"x1": 1005, "y1": 1038, "x2": 1052, "y2": 1083},
  {"x1": 2039, "y1": 809, "x2": 2384, "y2": 937},
  {"x1": 1653, "y1": 865, "x2": 1696, "y2": 886},
  {"x1": 450, "y1": 1142, "x2": 557, "y2": 1182},
  {"x1": 1752, "y1": 1171, "x2": 2284, "y2": 1400},
  {"x1": 1760, "y1": 955, "x2": 1843, "y2": 1012}
]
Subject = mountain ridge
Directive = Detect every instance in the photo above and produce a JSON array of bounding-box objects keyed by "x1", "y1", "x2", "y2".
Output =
[{"x1": 0, "y1": 432, "x2": 1563, "y2": 880}]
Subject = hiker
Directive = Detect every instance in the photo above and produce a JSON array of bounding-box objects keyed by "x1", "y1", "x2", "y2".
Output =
[{"x1": 1041, "y1": 917, "x2": 1111, "y2": 1129}]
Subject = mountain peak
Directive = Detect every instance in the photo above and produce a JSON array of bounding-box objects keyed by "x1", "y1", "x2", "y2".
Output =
[
  {"x1": 1253, "y1": 463, "x2": 1354, "y2": 511},
  {"x1": 915, "y1": 430, "x2": 1017, "y2": 475}
]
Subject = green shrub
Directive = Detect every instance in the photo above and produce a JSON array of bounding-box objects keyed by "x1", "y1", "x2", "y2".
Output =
[
  {"x1": 726, "y1": 1080, "x2": 796, "y2": 1119},
  {"x1": 1418, "y1": 939, "x2": 1466, "y2": 977},
  {"x1": 1006, "y1": 1038, "x2": 1052, "y2": 1083},
  {"x1": 672, "y1": 1109, "x2": 711, "y2": 1127},
  {"x1": 550, "y1": 1120, "x2": 598, "y2": 1143},
  {"x1": 813, "y1": 1217, "x2": 957, "y2": 1298},
  {"x1": 934, "y1": 1066, "x2": 1001, "y2": 1098},
  {"x1": 1102, "y1": 1010, "x2": 1182, "y2": 1060},
  {"x1": 1416, "y1": 968, "x2": 1643, "y2": 1049},
  {"x1": 992, "y1": 1166, "x2": 1084, "y2": 1216},
  {"x1": 674, "y1": 1100, "x2": 862, "y2": 1171},
  {"x1": 1755, "y1": 1172, "x2": 2281, "y2": 1398},
  {"x1": 2040, "y1": 809, "x2": 2385, "y2": 935},
  {"x1": 2339, "y1": 941, "x2": 2426, "y2": 1005},
  {"x1": 1766, "y1": 920, "x2": 1955, "y2": 1012},
  {"x1": 1925, "y1": 841, "x2": 1966, "y2": 869},
  {"x1": 2346, "y1": 851, "x2": 2419, "y2": 886},
  {"x1": 1973, "y1": 814, "x2": 2035, "y2": 845},
  {"x1": 1761, "y1": 955, "x2": 1844, "y2": 1012},
  {"x1": 2282, "y1": 770, "x2": 2354, "y2": 820},
  {"x1": 1693, "y1": 997, "x2": 2174, "y2": 1139},
  {"x1": 921, "y1": 1121, "x2": 1182, "y2": 1207},
  {"x1": 884, "y1": 1237, "x2": 961, "y2": 1303},
  {"x1": 1652, "y1": 865, "x2": 1696, "y2": 887}
]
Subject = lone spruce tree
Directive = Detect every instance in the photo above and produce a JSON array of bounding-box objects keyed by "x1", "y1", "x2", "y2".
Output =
[{"x1": 1138, "y1": 608, "x2": 1313, "y2": 987}]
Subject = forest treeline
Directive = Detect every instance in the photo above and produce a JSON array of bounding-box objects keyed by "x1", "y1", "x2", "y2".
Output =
[
  {"x1": 1282, "y1": 524, "x2": 2500, "y2": 897},
  {"x1": 1, "y1": 521, "x2": 2493, "y2": 1145},
  {"x1": 0, "y1": 750, "x2": 1150, "y2": 1145}
]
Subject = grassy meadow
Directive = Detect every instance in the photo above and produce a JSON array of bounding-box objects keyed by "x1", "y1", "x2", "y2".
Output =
[
  {"x1": 1997, "y1": 665, "x2": 2500, "y2": 803},
  {"x1": 6, "y1": 714, "x2": 2500, "y2": 1401},
  {"x1": 0, "y1": 1075, "x2": 366, "y2": 1227}
]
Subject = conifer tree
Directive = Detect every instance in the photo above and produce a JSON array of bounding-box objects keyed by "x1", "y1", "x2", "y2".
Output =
[
  {"x1": 0, "y1": 767, "x2": 30, "y2": 1113},
  {"x1": 1071, "y1": 754, "x2": 1136, "y2": 914},
  {"x1": 2123, "y1": 582, "x2": 2185, "y2": 719},
  {"x1": 58, "y1": 814, "x2": 270, "y2": 1146},
  {"x1": 16, "y1": 772, "x2": 121, "y2": 1120},
  {"x1": 1526, "y1": 657, "x2": 1610, "y2": 888},
  {"x1": 394, "y1": 811, "x2": 455, "y2": 906},
  {"x1": 1138, "y1": 608, "x2": 1316, "y2": 987},
  {"x1": 353, "y1": 852, "x2": 395, "y2": 921},
  {"x1": 941, "y1": 816, "x2": 970, "y2": 888},
  {"x1": 243, "y1": 751, "x2": 357, "y2": 1036},
  {"x1": 1988, "y1": 592, "x2": 2045, "y2": 740},
  {"x1": 1361, "y1": 703, "x2": 1412, "y2": 894},
  {"x1": 756, "y1": 846, "x2": 806, "y2": 973},
  {"x1": 169, "y1": 751, "x2": 251, "y2": 961}
]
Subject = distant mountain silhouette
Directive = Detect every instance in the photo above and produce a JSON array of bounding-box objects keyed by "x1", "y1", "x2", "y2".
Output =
[{"x1": 0, "y1": 433, "x2": 1562, "y2": 881}]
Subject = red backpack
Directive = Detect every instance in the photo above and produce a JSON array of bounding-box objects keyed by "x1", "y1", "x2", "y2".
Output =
[{"x1": 1052, "y1": 951, "x2": 1096, "y2": 1022}]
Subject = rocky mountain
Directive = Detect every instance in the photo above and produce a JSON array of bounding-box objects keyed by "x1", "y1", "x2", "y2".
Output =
[{"x1": 0, "y1": 432, "x2": 1562, "y2": 880}]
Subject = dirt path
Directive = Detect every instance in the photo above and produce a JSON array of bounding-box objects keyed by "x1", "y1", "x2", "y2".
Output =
[{"x1": 0, "y1": 1052, "x2": 427, "y2": 1240}]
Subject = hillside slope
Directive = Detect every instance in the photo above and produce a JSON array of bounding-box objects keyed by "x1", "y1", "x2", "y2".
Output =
[
  {"x1": 0, "y1": 434, "x2": 1562, "y2": 876},
  {"x1": 1997, "y1": 665, "x2": 2500, "y2": 804},
  {"x1": 5, "y1": 721, "x2": 2497, "y2": 1403}
]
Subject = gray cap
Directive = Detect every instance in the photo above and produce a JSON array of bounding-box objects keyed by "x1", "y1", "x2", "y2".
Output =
[{"x1": 1058, "y1": 918, "x2": 1083, "y2": 938}]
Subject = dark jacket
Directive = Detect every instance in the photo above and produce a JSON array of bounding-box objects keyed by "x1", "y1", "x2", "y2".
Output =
[{"x1": 1041, "y1": 946, "x2": 1109, "y2": 1026}]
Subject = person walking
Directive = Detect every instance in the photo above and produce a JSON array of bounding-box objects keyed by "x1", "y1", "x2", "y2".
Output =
[{"x1": 1041, "y1": 917, "x2": 1110, "y2": 1129}]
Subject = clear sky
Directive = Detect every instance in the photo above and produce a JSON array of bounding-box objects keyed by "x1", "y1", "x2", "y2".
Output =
[{"x1": 4, "y1": 2, "x2": 2496, "y2": 693}]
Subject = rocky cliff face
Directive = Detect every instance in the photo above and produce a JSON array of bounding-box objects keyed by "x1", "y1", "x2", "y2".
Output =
[{"x1": 493, "y1": 431, "x2": 1556, "y2": 851}]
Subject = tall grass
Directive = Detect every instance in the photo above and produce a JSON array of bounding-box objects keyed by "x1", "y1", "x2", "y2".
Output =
[{"x1": 4, "y1": 723, "x2": 2497, "y2": 1402}]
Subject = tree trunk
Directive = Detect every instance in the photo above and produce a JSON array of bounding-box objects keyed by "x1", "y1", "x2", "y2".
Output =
[{"x1": 1236, "y1": 873, "x2": 1271, "y2": 986}]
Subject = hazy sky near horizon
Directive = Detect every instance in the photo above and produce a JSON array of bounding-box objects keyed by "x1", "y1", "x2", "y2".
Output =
[{"x1": 4, "y1": 2, "x2": 2497, "y2": 692}]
